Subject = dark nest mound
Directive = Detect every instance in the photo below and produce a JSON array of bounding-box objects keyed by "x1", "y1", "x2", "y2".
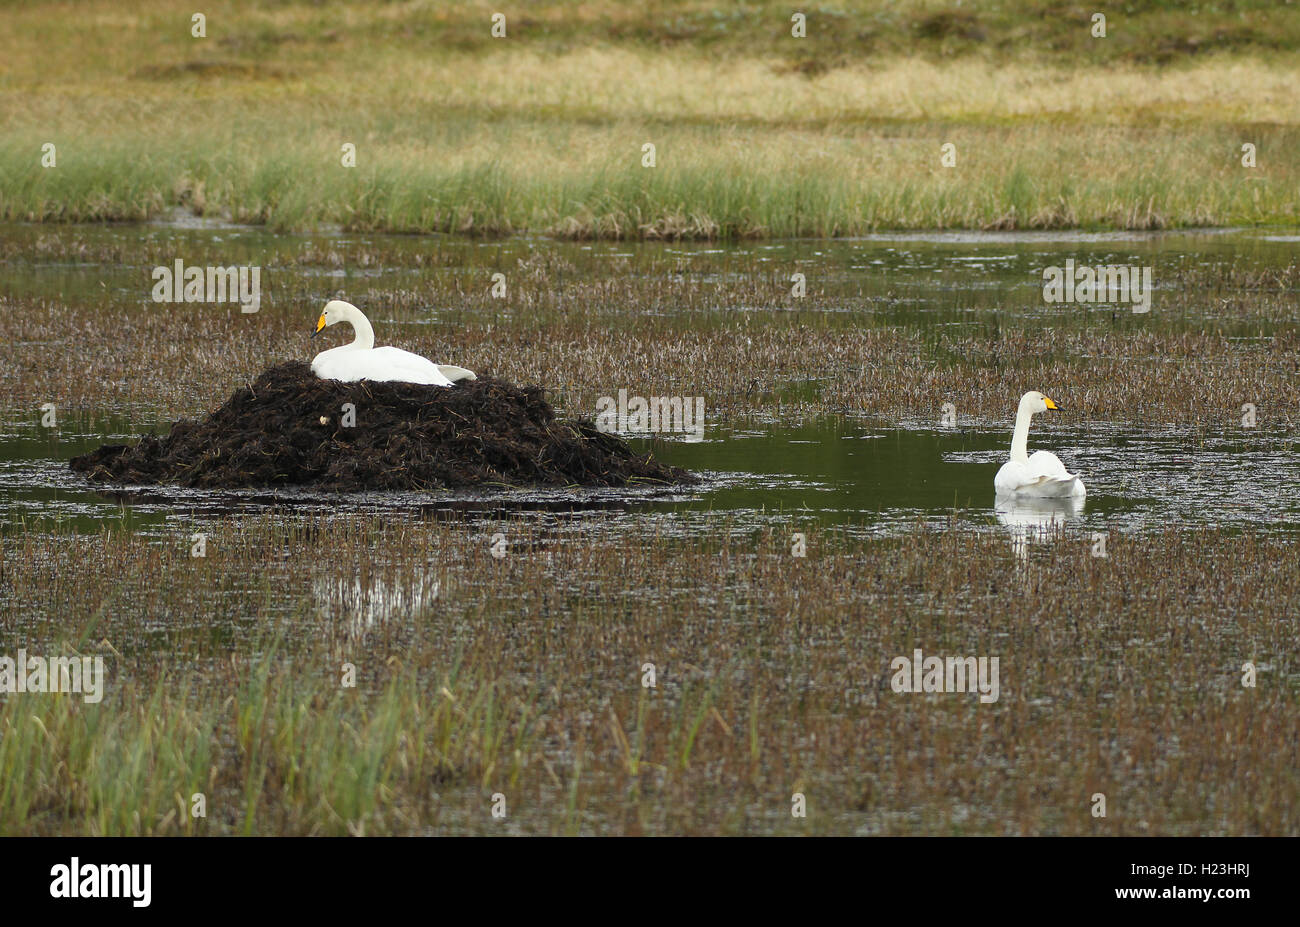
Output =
[{"x1": 70, "y1": 362, "x2": 694, "y2": 491}]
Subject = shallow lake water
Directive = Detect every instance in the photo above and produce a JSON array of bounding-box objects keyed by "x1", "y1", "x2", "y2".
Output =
[
  {"x1": 3, "y1": 222, "x2": 1297, "y2": 338},
  {"x1": 2, "y1": 223, "x2": 1298, "y2": 544},
  {"x1": 3, "y1": 417, "x2": 1298, "y2": 545}
]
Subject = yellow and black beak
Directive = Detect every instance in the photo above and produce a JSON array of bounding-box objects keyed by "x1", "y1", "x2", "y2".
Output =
[
  {"x1": 1043, "y1": 396, "x2": 1060, "y2": 411},
  {"x1": 311, "y1": 313, "x2": 327, "y2": 339}
]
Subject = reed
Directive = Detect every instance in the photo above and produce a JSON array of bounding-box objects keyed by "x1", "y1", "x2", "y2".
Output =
[{"x1": 3, "y1": 517, "x2": 1297, "y2": 835}]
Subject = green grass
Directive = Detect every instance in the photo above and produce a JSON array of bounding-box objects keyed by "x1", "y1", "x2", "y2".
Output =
[
  {"x1": 1, "y1": 1, "x2": 1298, "y2": 235},
  {"x1": 0, "y1": 647, "x2": 540, "y2": 835}
]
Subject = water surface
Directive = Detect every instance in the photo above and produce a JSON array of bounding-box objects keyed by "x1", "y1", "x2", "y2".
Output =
[
  {"x1": 2, "y1": 223, "x2": 1297, "y2": 545},
  {"x1": 4, "y1": 418, "x2": 1297, "y2": 543}
]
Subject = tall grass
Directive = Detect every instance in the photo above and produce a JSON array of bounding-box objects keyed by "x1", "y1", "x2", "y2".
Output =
[
  {"x1": 2, "y1": 1, "x2": 1298, "y2": 235},
  {"x1": 4, "y1": 121, "x2": 1295, "y2": 235},
  {"x1": 0, "y1": 644, "x2": 540, "y2": 835}
]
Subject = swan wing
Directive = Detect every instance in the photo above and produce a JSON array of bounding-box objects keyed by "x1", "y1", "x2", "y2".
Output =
[
  {"x1": 1027, "y1": 450, "x2": 1085, "y2": 495},
  {"x1": 1026, "y1": 450, "x2": 1069, "y2": 477},
  {"x1": 996, "y1": 454, "x2": 1086, "y2": 497},
  {"x1": 994, "y1": 460, "x2": 1034, "y2": 494},
  {"x1": 311, "y1": 347, "x2": 453, "y2": 386},
  {"x1": 367, "y1": 347, "x2": 455, "y2": 385},
  {"x1": 311, "y1": 347, "x2": 362, "y2": 382}
]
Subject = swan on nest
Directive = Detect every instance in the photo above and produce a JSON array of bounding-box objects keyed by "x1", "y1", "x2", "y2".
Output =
[{"x1": 310, "y1": 300, "x2": 476, "y2": 386}]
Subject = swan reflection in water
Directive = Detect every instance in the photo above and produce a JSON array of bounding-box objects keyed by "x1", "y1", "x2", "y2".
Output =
[
  {"x1": 994, "y1": 494, "x2": 1084, "y2": 560},
  {"x1": 312, "y1": 570, "x2": 444, "y2": 634}
]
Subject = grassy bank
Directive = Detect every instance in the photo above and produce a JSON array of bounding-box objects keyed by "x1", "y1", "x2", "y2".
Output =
[
  {"x1": 3, "y1": 516, "x2": 1297, "y2": 835},
  {"x1": 1, "y1": 1, "x2": 1298, "y2": 235}
]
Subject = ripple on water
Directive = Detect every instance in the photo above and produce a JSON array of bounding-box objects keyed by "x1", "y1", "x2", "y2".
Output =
[{"x1": 4, "y1": 421, "x2": 1297, "y2": 544}]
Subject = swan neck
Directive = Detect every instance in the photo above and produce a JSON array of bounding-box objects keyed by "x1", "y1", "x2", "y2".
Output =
[
  {"x1": 1011, "y1": 405, "x2": 1032, "y2": 462},
  {"x1": 343, "y1": 306, "x2": 375, "y2": 350}
]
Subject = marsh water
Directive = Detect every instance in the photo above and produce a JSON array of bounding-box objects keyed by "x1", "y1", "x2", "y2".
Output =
[{"x1": 2, "y1": 223, "x2": 1298, "y2": 541}]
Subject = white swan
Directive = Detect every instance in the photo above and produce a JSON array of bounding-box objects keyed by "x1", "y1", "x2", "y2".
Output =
[
  {"x1": 310, "y1": 300, "x2": 476, "y2": 386},
  {"x1": 994, "y1": 391, "x2": 1086, "y2": 498}
]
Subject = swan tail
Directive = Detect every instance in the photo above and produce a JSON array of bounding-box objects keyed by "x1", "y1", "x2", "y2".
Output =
[
  {"x1": 1038, "y1": 474, "x2": 1086, "y2": 497},
  {"x1": 437, "y1": 365, "x2": 477, "y2": 382}
]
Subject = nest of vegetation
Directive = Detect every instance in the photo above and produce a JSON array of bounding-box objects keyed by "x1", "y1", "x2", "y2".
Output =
[{"x1": 70, "y1": 362, "x2": 693, "y2": 491}]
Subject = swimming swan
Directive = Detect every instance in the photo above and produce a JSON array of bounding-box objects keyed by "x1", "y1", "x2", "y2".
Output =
[
  {"x1": 993, "y1": 391, "x2": 1086, "y2": 498},
  {"x1": 310, "y1": 300, "x2": 476, "y2": 386}
]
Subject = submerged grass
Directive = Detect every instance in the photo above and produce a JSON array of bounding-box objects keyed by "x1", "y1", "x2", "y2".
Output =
[
  {"x1": 2, "y1": 515, "x2": 1297, "y2": 835},
  {"x1": 1, "y1": 232, "x2": 1296, "y2": 428}
]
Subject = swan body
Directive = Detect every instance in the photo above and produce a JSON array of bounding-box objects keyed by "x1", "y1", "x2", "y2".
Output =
[
  {"x1": 994, "y1": 391, "x2": 1086, "y2": 498},
  {"x1": 310, "y1": 300, "x2": 475, "y2": 386}
]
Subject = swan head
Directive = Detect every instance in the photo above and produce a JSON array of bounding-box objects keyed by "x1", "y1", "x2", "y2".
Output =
[
  {"x1": 1019, "y1": 390, "x2": 1060, "y2": 416},
  {"x1": 312, "y1": 300, "x2": 362, "y2": 338}
]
